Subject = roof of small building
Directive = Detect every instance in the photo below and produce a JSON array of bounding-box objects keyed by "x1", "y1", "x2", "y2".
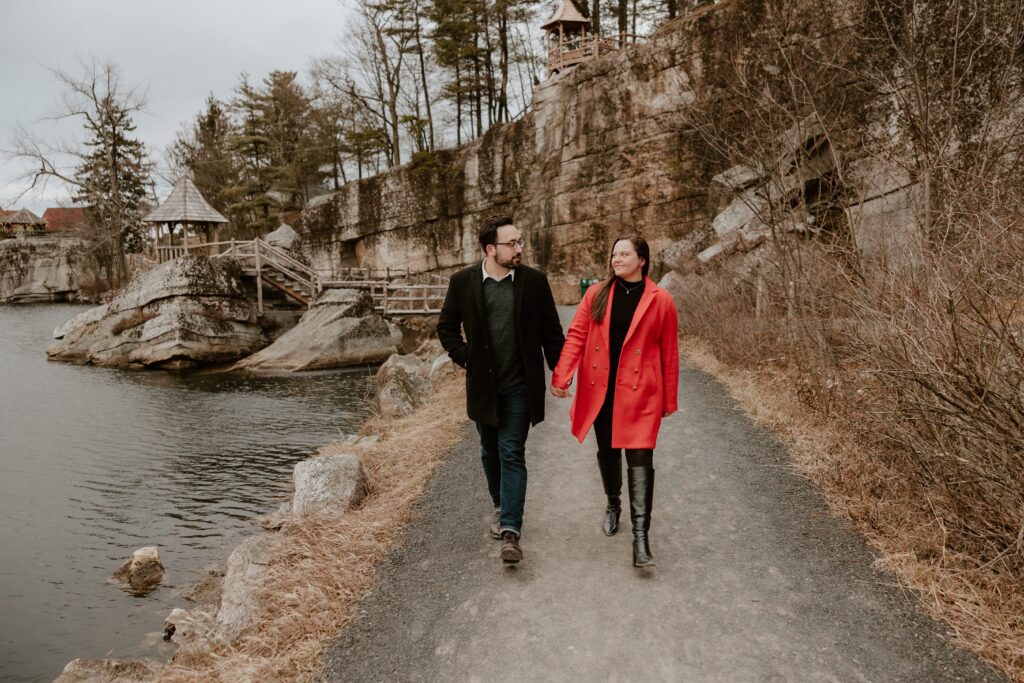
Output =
[
  {"x1": 143, "y1": 176, "x2": 228, "y2": 224},
  {"x1": 541, "y1": 0, "x2": 590, "y2": 29},
  {"x1": 43, "y1": 207, "x2": 88, "y2": 232},
  {"x1": 1, "y1": 208, "x2": 46, "y2": 225}
]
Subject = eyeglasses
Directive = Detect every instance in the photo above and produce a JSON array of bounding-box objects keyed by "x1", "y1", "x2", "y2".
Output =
[{"x1": 494, "y1": 239, "x2": 525, "y2": 249}]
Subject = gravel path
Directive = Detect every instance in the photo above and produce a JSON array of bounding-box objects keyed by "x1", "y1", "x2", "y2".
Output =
[{"x1": 321, "y1": 308, "x2": 1004, "y2": 683}]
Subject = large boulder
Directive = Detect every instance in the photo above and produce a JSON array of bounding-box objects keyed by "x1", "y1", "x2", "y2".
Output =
[
  {"x1": 111, "y1": 546, "x2": 164, "y2": 596},
  {"x1": 48, "y1": 256, "x2": 266, "y2": 369},
  {"x1": 429, "y1": 353, "x2": 461, "y2": 387},
  {"x1": 291, "y1": 453, "x2": 368, "y2": 517},
  {"x1": 374, "y1": 353, "x2": 431, "y2": 419},
  {"x1": 216, "y1": 534, "x2": 278, "y2": 636},
  {"x1": 234, "y1": 288, "x2": 401, "y2": 371},
  {"x1": 265, "y1": 223, "x2": 300, "y2": 250}
]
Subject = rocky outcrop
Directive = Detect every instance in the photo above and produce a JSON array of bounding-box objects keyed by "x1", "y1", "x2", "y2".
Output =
[
  {"x1": 302, "y1": 11, "x2": 712, "y2": 303},
  {"x1": 374, "y1": 353, "x2": 432, "y2": 419},
  {"x1": 265, "y1": 223, "x2": 300, "y2": 250},
  {"x1": 47, "y1": 256, "x2": 266, "y2": 370},
  {"x1": 216, "y1": 534, "x2": 278, "y2": 636},
  {"x1": 233, "y1": 289, "x2": 401, "y2": 372},
  {"x1": 111, "y1": 546, "x2": 164, "y2": 596},
  {"x1": 0, "y1": 237, "x2": 86, "y2": 303},
  {"x1": 291, "y1": 454, "x2": 368, "y2": 517}
]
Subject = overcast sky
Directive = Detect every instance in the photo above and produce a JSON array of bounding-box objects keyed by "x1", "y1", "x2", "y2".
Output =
[{"x1": 1, "y1": 0, "x2": 355, "y2": 215}]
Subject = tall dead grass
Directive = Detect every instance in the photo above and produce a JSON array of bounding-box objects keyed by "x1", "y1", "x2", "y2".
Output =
[
  {"x1": 680, "y1": 203, "x2": 1024, "y2": 678},
  {"x1": 157, "y1": 376, "x2": 467, "y2": 682}
]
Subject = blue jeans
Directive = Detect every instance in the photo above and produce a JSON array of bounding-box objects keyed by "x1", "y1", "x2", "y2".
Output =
[{"x1": 475, "y1": 383, "x2": 530, "y2": 536}]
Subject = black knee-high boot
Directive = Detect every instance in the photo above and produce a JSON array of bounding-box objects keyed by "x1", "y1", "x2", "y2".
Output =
[
  {"x1": 627, "y1": 465, "x2": 655, "y2": 566},
  {"x1": 596, "y1": 451, "x2": 622, "y2": 535}
]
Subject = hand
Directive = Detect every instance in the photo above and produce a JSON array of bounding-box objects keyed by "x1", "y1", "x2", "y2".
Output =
[{"x1": 551, "y1": 385, "x2": 569, "y2": 398}]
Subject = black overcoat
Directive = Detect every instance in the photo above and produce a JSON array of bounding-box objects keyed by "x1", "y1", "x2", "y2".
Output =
[{"x1": 436, "y1": 263, "x2": 565, "y2": 427}]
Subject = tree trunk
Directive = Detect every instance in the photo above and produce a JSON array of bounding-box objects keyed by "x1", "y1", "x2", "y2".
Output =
[
  {"x1": 618, "y1": 0, "x2": 628, "y2": 45},
  {"x1": 473, "y1": 30, "x2": 483, "y2": 137},
  {"x1": 456, "y1": 62, "x2": 463, "y2": 146},
  {"x1": 498, "y1": 10, "x2": 510, "y2": 123},
  {"x1": 414, "y1": 5, "x2": 435, "y2": 151}
]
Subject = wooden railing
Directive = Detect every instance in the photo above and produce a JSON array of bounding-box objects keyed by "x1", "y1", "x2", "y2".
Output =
[
  {"x1": 159, "y1": 239, "x2": 447, "y2": 316},
  {"x1": 547, "y1": 32, "x2": 644, "y2": 73}
]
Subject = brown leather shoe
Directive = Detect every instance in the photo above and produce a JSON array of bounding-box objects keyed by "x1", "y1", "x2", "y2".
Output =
[
  {"x1": 500, "y1": 531, "x2": 522, "y2": 564},
  {"x1": 489, "y1": 508, "x2": 502, "y2": 540}
]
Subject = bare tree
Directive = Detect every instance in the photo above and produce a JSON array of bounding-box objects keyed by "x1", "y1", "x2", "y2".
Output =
[{"x1": 6, "y1": 57, "x2": 152, "y2": 286}]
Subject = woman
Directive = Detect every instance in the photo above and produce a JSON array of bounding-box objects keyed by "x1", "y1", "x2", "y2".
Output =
[{"x1": 551, "y1": 235, "x2": 679, "y2": 566}]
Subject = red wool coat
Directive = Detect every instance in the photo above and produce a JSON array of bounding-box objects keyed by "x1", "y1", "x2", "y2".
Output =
[{"x1": 552, "y1": 278, "x2": 680, "y2": 449}]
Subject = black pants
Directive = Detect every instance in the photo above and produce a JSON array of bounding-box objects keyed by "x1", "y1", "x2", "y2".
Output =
[{"x1": 593, "y1": 410, "x2": 653, "y2": 467}]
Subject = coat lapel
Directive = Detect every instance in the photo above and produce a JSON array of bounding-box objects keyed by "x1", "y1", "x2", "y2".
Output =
[
  {"x1": 600, "y1": 280, "x2": 613, "y2": 350},
  {"x1": 622, "y1": 278, "x2": 657, "y2": 347},
  {"x1": 513, "y1": 267, "x2": 524, "y2": 326},
  {"x1": 471, "y1": 263, "x2": 486, "y2": 325}
]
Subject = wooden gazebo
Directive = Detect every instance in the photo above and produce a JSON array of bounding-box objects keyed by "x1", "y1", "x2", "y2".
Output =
[
  {"x1": 143, "y1": 176, "x2": 228, "y2": 263},
  {"x1": 0, "y1": 208, "x2": 47, "y2": 237},
  {"x1": 542, "y1": 0, "x2": 643, "y2": 76}
]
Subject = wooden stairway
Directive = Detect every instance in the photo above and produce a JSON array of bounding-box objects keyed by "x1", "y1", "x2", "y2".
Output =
[
  {"x1": 191, "y1": 238, "x2": 447, "y2": 316},
  {"x1": 212, "y1": 238, "x2": 321, "y2": 310}
]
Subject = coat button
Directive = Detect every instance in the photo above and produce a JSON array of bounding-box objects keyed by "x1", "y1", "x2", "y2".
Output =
[
  {"x1": 595, "y1": 346, "x2": 600, "y2": 352},
  {"x1": 634, "y1": 369, "x2": 638, "y2": 373},
  {"x1": 592, "y1": 363, "x2": 597, "y2": 368},
  {"x1": 635, "y1": 350, "x2": 641, "y2": 355},
  {"x1": 632, "y1": 386, "x2": 638, "y2": 390},
  {"x1": 590, "y1": 381, "x2": 595, "y2": 385}
]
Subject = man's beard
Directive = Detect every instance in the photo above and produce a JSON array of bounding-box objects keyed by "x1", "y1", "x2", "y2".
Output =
[{"x1": 496, "y1": 253, "x2": 522, "y2": 268}]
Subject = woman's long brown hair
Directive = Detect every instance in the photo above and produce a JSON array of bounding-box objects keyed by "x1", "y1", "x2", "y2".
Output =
[{"x1": 590, "y1": 234, "x2": 651, "y2": 323}]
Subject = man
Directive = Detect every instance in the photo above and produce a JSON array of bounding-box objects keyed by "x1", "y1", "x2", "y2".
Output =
[{"x1": 437, "y1": 214, "x2": 565, "y2": 564}]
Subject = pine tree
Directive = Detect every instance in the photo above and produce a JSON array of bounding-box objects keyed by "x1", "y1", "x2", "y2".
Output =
[
  {"x1": 72, "y1": 81, "x2": 153, "y2": 283},
  {"x1": 171, "y1": 96, "x2": 239, "y2": 223}
]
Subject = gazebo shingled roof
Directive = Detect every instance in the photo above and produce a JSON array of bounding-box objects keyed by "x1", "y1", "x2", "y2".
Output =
[
  {"x1": 143, "y1": 176, "x2": 227, "y2": 224},
  {"x1": 541, "y1": 0, "x2": 590, "y2": 30},
  {"x1": 2, "y1": 208, "x2": 46, "y2": 225}
]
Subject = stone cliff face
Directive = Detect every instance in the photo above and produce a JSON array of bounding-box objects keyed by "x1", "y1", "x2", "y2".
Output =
[
  {"x1": 303, "y1": 11, "x2": 717, "y2": 303},
  {"x1": 0, "y1": 237, "x2": 86, "y2": 303},
  {"x1": 301, "y1": 2, "x2": 916, "y2": 303}
]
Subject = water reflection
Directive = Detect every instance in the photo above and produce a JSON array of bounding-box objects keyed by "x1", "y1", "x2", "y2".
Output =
[{"x1": 0, "y1": 304, "x2": 373, "y2": 682}]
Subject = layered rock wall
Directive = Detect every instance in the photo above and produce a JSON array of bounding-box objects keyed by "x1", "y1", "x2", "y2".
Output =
[
  {"x1": 0, "y1": 237, "x2": 88, "y2": 303},
  {"x1": 303, "y1": 11, "x2": 719, "y2": 303},
  {"x1": 301, "y1": 2, "x2": 919, "y2": 303}
]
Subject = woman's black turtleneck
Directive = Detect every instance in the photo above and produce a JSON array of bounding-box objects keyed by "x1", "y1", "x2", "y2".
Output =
[{"x1": 600, "y1": 276, "x2": 645, "y2": 418}]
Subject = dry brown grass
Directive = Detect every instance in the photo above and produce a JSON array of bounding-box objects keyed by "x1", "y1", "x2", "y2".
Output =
[
  {"x1": 157, "y1": 376, "x2": 468, "y2": 682},
  {"x1": 682, "y1": 336, "x2": 1024, "y2": 681}
]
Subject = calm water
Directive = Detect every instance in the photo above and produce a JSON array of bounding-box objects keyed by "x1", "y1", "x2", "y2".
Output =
[{"x1": 0, "y1": 304, "x2": 374, "y2": 683}]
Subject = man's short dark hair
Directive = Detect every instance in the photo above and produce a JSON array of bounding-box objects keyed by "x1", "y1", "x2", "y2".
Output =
[{"x1": 479, "y1": 214, "x2": 514, "y2": 250}]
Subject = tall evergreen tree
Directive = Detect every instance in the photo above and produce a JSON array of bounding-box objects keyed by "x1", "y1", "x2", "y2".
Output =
[
  {"x1": 170, "y1": 96, "x2": 238, "y2": 218},
  {"x1": 68, "y1": 65, "x2": 152, "y2": 284}
]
